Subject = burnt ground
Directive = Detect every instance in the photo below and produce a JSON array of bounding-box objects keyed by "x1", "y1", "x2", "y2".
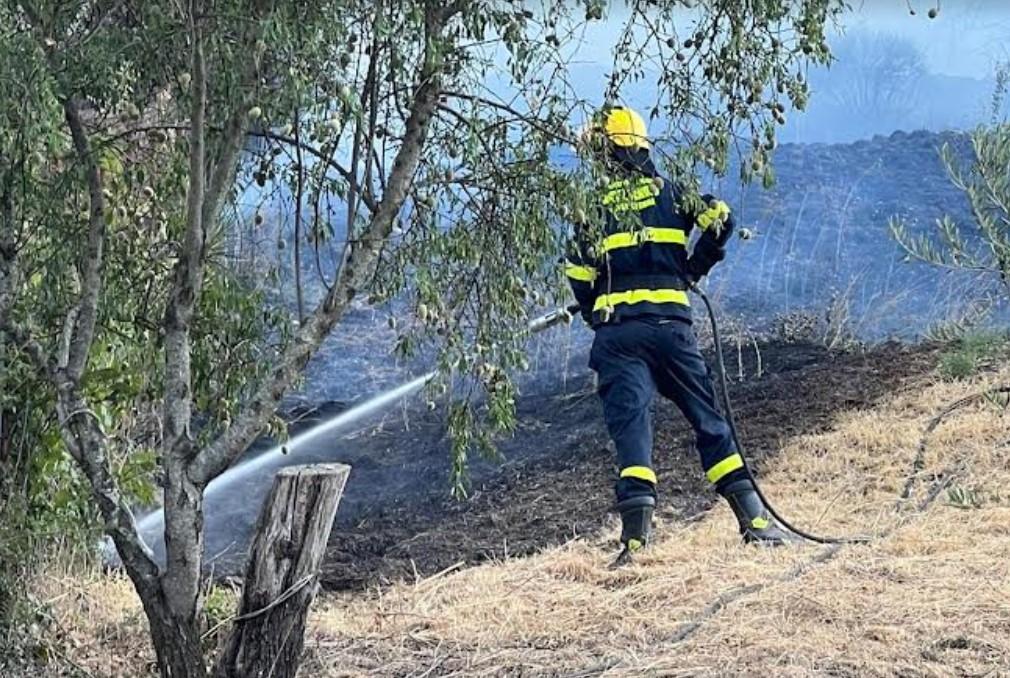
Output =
[{"x1": 318, "y1": 340, "x2": 942, "y2": 591}]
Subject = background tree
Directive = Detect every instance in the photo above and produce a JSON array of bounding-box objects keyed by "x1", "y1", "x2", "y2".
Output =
[
  {"x1": 891, "y1": 66, "x2": 1010, "y2": 307},
  {"x1": 0, "y1": 0, "x2": 848, "y2": 676},
  {"x1": 815, "y1": 30, "x2": 927, "y2": 137}
]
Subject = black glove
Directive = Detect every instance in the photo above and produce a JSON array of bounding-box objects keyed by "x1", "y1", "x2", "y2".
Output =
[{"x1": 687, "y1": 236, "x2": 726, "y2": 281}]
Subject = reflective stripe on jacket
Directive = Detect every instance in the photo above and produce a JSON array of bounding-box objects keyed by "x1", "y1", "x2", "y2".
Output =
[{"x1": 566, "y1": 175, "x2": 695, "y2": 325}]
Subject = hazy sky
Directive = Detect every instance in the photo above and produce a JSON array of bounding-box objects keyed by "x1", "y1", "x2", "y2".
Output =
[
  {"x1": 568, "y1": 1, "x2": 1010, "y2": 80},
  {"x1": 847, "y1": 0, "x2": 1010, "y2": 77}
]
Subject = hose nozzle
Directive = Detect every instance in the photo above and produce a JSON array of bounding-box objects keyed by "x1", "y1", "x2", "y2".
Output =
[
  {"x1": 527, "y1": 303, "x2": 582, "y2": 334},
  {"x1": 528, "y1": 308, "x2": 572, "y2": 334}
]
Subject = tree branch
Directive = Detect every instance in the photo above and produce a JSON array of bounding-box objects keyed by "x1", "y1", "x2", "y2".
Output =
[
  {"x1": 439, "y1": 90, "x2": 577, "y2": 147},
  {"x1": 0, "y1": 271, "x2": 160, "y2": 600},
  {"x1": 0, "y1": 161, "x2": 21, "y2": 325},
  {"x1": 201, "y1": 2, "x2": 271, "y2": 229},
  {"x1": 56, "y1": 387, "x2": 162, "y2": 595},
  {"x1": 249, "y1": 130, "x2": 378, "y2": 212},
  {"x1": 3, "y1": 5, "x2": 160, "y2": 592},
  {"x1": 96, "y1": 123, "x2": 379, "y2": 214},
  {"x1": 190, "y1": 5, "x2": 450, "y2": 486},
  {"x1": 163, "y1": 0, "x2": 208, "y2": 461},
  {"x1": 162, "y1": 0, "x2": 269, "y2": 462},
  {"x1": 61, "y1": 97, "x2": 107, "y2": 384}
]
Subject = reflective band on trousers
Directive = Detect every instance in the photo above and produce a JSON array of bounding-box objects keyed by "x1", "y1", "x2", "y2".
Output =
[
  {"x1": 593, "y1": 288, "x2": 690, "y2": 313},
  {"x1": 620, "y1": 465, "x2": 657, "y2": 484},
  {"x1": 600, "y1": 227, "x2": 687, "y2": 254},
  {"x1": 706, "y1": 453, "x2": 744, "y2": 484},
  {"x1": 565, "y1": 263, "x2": 597, "y2": 282}
]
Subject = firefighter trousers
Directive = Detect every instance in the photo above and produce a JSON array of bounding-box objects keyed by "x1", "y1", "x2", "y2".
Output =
[{"x1": 589, "y1": 316, "x2": 744, "y2": 503}]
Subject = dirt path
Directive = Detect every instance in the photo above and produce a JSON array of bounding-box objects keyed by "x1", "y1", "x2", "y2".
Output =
[{"x1": 321, "y1": 340, "x2": 941, "y2": 590}]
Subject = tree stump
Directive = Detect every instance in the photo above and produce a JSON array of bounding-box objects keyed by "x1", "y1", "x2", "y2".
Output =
[{"x1": 214, "y1": 463, "x2": 349, "y2": 678}]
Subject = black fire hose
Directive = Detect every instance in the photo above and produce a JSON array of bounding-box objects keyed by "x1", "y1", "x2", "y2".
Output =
[{"x1": 690, "y1": 283, "x2": 870, "y2": 545}]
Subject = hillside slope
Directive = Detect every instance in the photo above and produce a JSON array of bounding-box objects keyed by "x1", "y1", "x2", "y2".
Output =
[
  {"x1": 321, "y1": 341, "x2": 937, "y2": 591},
  {"x1": 708, "y1": 130, "x2": 994, "y2": 338},
  {"x1": 302, "y1": 354, "x2": 1010, "y2": 677},
  {"x1": 32, "y1": 342, "x2": 1010, "y2": 677}
]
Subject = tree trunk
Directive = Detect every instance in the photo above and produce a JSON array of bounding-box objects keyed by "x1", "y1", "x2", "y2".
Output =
[
  {"x1": 213, "y1": 463, "x2": 349, "y2": 678},
  {"x1": 145, "y1": 595, "x2": 208, "y2": 678}
]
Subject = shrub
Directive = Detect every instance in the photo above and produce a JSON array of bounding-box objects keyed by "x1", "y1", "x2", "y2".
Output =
[{"x1": 938, "y1": 331, "x2": 1010, "y2": 381}]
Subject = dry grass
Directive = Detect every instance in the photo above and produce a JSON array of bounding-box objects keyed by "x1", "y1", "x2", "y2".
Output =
[
  {"x1": 33, "y1": 362, "x2": 1010, "y2": 677},
  {"x1": 28, "y1": 570, "x2": 151, "y2": 676},
  {"x1": 300, "y1": 367, "x2": 1010, "y2": 677}
]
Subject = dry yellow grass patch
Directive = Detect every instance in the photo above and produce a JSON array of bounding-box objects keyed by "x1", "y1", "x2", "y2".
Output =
[
  {"x1": 303, "y1": 368, "x2": 1010, "y2": 677},
  {"x1": 29, "y1": 569, "x2": 151, "y2": 676}
]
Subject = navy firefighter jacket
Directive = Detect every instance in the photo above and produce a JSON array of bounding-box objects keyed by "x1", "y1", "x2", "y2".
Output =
[{"x1": 565, "y1": 158, "x2": 735, "y2": 328}]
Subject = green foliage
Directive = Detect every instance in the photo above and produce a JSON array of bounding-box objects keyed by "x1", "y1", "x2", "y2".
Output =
[
  {"x1": 938, "y1": 331, "x2": 1010, "y2": 381},
  {"x1": 939, "y1": 350, "x2": 978, "y2": 381},
  {"x1": 925, "y1": 300, "x2": 994, "y2": 343},
  {"x1": 600, "y1": 0, "x2": 849, "y2": 186},
  {"x1": 200, "y1": 585, "x2": 236, "y2": 651},
  {"x1": 203, "y1": 586, "x2": 235, "y2": 626}
]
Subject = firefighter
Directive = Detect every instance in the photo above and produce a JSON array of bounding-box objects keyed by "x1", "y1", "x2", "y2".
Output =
[{"x1": 565, "y1": 105, "x2": 795, "y2": 564}]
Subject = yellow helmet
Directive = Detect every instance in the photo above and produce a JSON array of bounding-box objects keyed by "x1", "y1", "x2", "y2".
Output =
[{"x1": 600, "y1": 106, "x2": 650, "y2": 150}]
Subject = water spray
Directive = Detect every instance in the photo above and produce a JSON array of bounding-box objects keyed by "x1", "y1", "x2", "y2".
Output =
[
  {"x1": 128, "y1": 371, "x2": 438, "y2": 552},
  {"x1": 120, "y1": 300, "x2": 584, "y2": 561}
]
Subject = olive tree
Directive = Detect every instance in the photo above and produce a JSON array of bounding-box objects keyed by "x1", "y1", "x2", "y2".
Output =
[
  {"x1": 0, "y1": 0, "x2": 849, "y2": 676},
  {"x1": 891, "y1": 68, "x2": 1010, "y2": 302}
]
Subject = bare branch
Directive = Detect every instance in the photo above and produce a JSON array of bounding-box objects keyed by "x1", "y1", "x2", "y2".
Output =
[
  {"x1": 162, "y1": 0, "x2": 269, "y2": 461},
  {"x1": 293, "y1": 112, "x2": 307, "y2": 322},
  {"x1": 156, "y1": 0, "x2": 212, "y2": 626},
  {"x1": 0, "y1": 163, "x2": 21, "y2": 325},
  {"x1": 56, "y1": 389, "x2": 162, "y2": 593},
  {"x1": 163, "y1": 0, "x2": 208, "y2": 458},
  {"x1": 440, "y1": 90, "x2": 577, "y2": 147},
  {"x1": 57, "y1": 306, "x2": 80, "y2": 370},
  {"x1": 361, "y1": 22, "x2": 383, "y2": 218},
  {"x1": 201, "y1": 1, "x2": 272, "y2": 229},
  {"x1": 202, "y1": 109, "x2": 252, "y2": 230},
  {"x1": 250, "y1": 130, "x2": 378, "y2": 213},
  {"x1": 96, "y1": 121, "x2": 379, "y2": 216}
]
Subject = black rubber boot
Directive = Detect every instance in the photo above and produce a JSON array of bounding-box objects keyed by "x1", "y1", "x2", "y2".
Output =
[
  {"x1": 720, "y1": 479, "x2": 797, "y2": 546},
  {"x1": 609, "y1": 496, "x2": 655, "y2": 568}
]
